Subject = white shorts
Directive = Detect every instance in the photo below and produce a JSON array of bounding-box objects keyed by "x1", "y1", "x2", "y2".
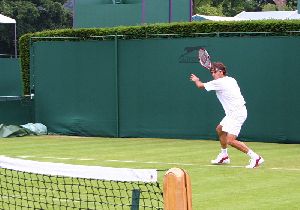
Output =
[{"x1": 220, "y1": 106, "x2": 247, "y2": 137}]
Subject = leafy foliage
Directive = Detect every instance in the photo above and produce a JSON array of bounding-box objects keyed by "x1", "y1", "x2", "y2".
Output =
[
  {"x1": 193, "y1": 0, "x2": 298, "y2": 15},
  {"x1": 0, "y1": 0, "x2": 72, "y2": 55},
  {"x1": 196, "y1": 4, "x2": 223, "y2": 16}
]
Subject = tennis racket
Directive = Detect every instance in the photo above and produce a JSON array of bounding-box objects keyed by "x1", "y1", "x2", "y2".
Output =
[{"x1": 198, "y1": 48, "x2": 212, "y2": 70}]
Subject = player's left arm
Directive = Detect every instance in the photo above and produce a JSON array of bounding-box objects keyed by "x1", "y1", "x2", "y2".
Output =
[{"x1": 190, "y1": 74, "x2": 205, "y2": 89}]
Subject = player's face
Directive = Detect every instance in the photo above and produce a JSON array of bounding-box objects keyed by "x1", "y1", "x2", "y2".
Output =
[{"x1": 210, "y1": 69, "x2": 223, "y2": 80}]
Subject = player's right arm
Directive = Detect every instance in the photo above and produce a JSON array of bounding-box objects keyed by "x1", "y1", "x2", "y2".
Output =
[{"x1": 190, "y1": 74, "x2": 205, "y2": 89}]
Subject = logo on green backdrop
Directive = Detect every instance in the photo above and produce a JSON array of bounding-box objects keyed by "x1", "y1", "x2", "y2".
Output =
[{"x1": 179, "y1": 46, "x2": 207, "y2": 64}]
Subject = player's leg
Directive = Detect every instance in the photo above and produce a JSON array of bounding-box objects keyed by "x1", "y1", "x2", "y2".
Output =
[
  {"x1": 226, "y1": 134, "x2": 248, "y2": 153},
  {"x1": 226, "y1": 134, "x2": 264, "y2": 168},
  {"x1": 211, "y1": 125, "x2": 230, "y2": 164},
  {"x1": 215, "y1": 111, "x2": 264, "y2": 168},
  {"x1": 216, "y1": 124, "x2": 227, "y2": 149}
]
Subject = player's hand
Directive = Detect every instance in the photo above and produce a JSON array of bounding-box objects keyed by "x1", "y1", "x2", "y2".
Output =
[{"x1": 190, "y1": 74, "x2": 199, "y2": 82}]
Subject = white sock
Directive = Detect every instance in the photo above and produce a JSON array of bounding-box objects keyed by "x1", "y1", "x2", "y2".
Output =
[
  {"x1": 247, "y1": 149, "x2": 259, "y2": 159},
  {"x1": 221, "y1": 148, "x2": 228, "y2": 155}
]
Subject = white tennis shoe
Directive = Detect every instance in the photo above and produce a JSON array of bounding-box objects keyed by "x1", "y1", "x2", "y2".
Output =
[
  {"x1": 246, "y1": 156, "x2": 264, "y2": 168},
  {"x1": 211, "y1": 153, "x2": 230, "y2": 164}
]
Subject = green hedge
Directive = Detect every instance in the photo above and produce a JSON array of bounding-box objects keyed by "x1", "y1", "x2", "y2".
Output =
[{"x1": 19, "y1": 20, "x2": 300, "y2": 94}]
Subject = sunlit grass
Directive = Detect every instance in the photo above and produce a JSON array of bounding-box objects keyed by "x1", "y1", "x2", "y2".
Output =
[{"x1": 0, "y1": 136, "x2": 299, "y2": 210}]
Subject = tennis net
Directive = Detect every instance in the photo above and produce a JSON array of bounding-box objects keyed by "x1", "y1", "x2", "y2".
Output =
[{"x1": 0, "y1": 156, "x2": 163, "y2": 209}]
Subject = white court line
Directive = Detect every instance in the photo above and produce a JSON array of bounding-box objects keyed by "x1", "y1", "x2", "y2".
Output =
[
  {"x1": 17, "y1": 156, "x2": 35, "y2": 158},
  {"x1": 78, "y1": 158, "x2": 95, "y2": 161},
  {"x1": 270, "y1": 167, "x2": 300, "y2": 171},
  {"x1": 204, "y1": 165, "x2": 244, "y2": 168},
  {"x1": 15, "y1": 156, "x2": 300, "y2": 172},
  {"x1": 106, "y1": 160, "x2": 194, "y2": 166},
  {"x1": 17, "y1": 156, "x2": 94, "y2": 161},
  {"x1": 105, "y1": 159, "x2": 300, "y2": 171},
  {"x1": 106, "y1": 160, "x2": 136, "y2": 163}
]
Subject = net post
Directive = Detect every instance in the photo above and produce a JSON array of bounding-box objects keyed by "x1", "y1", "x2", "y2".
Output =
[
  {"x1": 163, "y1": 168, "x2": 192, "y2": 210},
  {"x1": 131, "y1": 189, "x2": 140, "y2": 210}
]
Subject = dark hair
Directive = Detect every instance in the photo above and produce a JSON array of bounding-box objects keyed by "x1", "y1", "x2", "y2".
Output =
[{"x1": 211, "y1": 62, "x2": 227, "y2": 75}]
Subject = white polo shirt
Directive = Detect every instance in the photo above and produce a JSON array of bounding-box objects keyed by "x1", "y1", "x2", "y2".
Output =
[{"x1": 204, "y1": 76, "x2": 246, "y2": 115}]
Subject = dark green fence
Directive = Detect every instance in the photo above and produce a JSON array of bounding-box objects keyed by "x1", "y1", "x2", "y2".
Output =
[
  {"x1": 30, "y1": 36, "x2": 300, "y2": 143},
  {"x1": 73, "y1": 0, "x2": 192, "y2": 28},
  {"x1": 0, "y1": 58, "x2": 34, "y2": 125},
  {"x1": 31, "y1": 41, "x2": 116, "y2": 136},
  {"x1": 0, "y1": 58, "x2": 22, "y2": 96},
  {"x1": 0, "y1": 98, "x2": 34, "y2": 125}
]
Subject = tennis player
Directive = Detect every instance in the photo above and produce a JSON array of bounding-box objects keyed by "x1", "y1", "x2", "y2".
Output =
[{"x1": 190, "y1": 62, "x2": 264, "y2": 168}]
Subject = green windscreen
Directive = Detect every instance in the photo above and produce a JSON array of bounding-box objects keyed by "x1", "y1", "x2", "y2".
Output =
[
  {"x1": 0, "y1": 58, "x2": 33, "y2": 124},
  {"x1": 171, "y1": 0, "x2": 191, "y2": 22},
  {"x1": 74, "y1": 0, "x2": 191, "y2": 28},
  {"x1": 74, "y1": 0, "x2": 142, "y2": 28},
  {"x1": 0, "y1": 58, "x2": 22, "y2": 96},
  {"x1": 0, "y1": 99, "x2": 33, "y2": 125},
  {"x1": 117, "y1": 38, "x2": 218, "y2": 139},
  {"x1": 117, "y1": 37, "x2": 300, "y2": 142},
  {"x1": 32, "y1": 41, "x2": 117, "y2": 136},
  {"x1": 143, "y1": 0, "x2": 169, "y2": 23},
  {"x1": 30, "y1": 36, "x2": 300, "y2": 143}
]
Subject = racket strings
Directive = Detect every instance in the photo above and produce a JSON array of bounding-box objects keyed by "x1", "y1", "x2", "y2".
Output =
[{"x1": 199, "y1": 49, "x2": 211, "y2": 69}]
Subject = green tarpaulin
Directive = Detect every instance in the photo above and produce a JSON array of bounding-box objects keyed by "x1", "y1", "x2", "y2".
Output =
[{"x1": 0, "y1": 123, "x2": 47, "y2": 138}]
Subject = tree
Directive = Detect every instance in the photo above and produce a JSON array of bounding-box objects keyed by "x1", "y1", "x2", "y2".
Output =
[
  {"x1": 221, "y1": 0, "x2": 246, "y2": 16},
  {"x1": 193, "y1": 0, "x2": 297, "y2": 15},
  {"x1": 194, "y1": 0, "x2": 258, "y2": 15},
  {"x1": 196, "y1": 4, "x2": 223, "y2": 16},
  {"x1": 262, "y1": 3, "x2": 277, "y2": 10},
  {"x1": 0, "y1": 0, "x2": 72, "y2": 56}
]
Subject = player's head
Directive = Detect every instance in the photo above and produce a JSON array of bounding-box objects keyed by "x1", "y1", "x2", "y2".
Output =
[{"x1": 210, "y1": 62, "x2": 227, "y2": 76}]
